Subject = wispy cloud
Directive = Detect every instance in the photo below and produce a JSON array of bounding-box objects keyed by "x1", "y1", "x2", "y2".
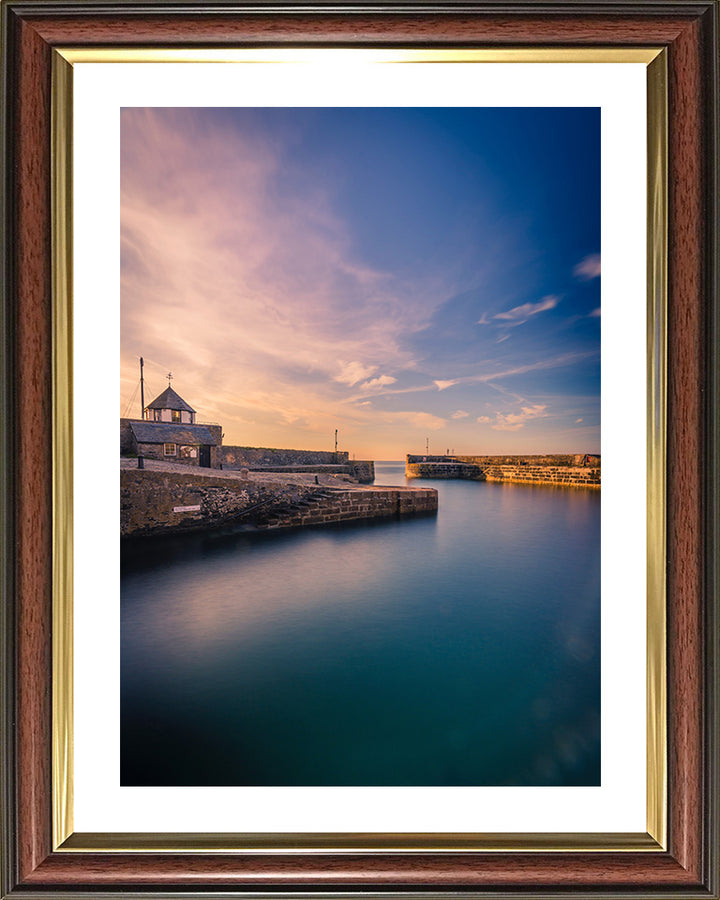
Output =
[
  {"x1": 493, "y1": 295, "x2": 560, "y2": 326},
  {"x1": 486, "y1": 381, "x2": 525, "y2": 403},
  {"x1": 573, "y1": 253, "x2": 601, "y2": 280},
  {"x1": 461, "y1": 351, "x2": 597, "y2": 387},
  {"x1": 120, "y1": 108, "x2": 600, "y2": 457},
  {"x1": 589, "y1": 307, "x2": 601, "y2": 317},
  {"x1": 335, "y1": 362, "x2": 378, "y2": 386},
  {"x1": 351, "y1": 351, "x2": 597, "y2": 403},
  {"x1": 121, "y1": 109, "x2": 434, "y2": 452},
  {"x1": 477, "y1": 404, "x2": 548, "y2": 432},
  {"x1": 360, "y1": 375, "x2": 397, "y2": 391}
]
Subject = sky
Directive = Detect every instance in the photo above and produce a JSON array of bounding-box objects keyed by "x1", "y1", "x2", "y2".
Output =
[{"x1": 120, "y1": 107, "x2": 600, "y2": 459}]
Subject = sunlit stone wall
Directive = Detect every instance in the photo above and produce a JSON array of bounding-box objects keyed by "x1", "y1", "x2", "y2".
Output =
[
  {"x1": 405, "y1": 455, "x2": 600, "y2": 488},
  {"x1": 121, "y1": 468, "x2": 436, "y2": 538},
  {"x1": 223, "y1": 446, "x2": 350, "y2": 467}
]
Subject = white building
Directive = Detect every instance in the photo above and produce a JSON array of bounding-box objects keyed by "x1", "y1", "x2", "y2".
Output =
[{"x1": 143, "y1": 386, "x2": 196, "y2": 424}]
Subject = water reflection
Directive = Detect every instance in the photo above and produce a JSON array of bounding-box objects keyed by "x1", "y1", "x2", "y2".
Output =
[{"x1": 122, "y1": 464, "x2": 600, "y2": 786}]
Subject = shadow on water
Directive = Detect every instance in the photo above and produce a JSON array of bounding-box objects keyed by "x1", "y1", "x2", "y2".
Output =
[
  {"x1": 121, "y1": 462, "x2": 600, "y2": 787},
  {"x1": 122, "y1": 507, "x2": 434, "y2": 576}
]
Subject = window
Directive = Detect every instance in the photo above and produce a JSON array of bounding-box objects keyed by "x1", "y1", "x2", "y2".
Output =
[
  {"x1": 172, "y1": 410, "x2": 181, "y2": 422},
  {"x1": 163, "y1": 443, "x2": 176, "y2": 456},
  {"x1": 179, "y1": 445, "x2": 197, "y2": 459}
]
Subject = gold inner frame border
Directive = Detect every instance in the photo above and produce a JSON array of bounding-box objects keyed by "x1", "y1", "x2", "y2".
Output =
[{"x1": 51, "y1": 46, "x2": 667, "y2": 855}]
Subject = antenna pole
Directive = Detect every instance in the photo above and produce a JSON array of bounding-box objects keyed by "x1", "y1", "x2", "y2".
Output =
[
  {"x1": 334, "y1": 429, "x2": 338, "y2": 456},
  {"x1": 140, "y1": 357, "x2": 145, "y2": 419}
]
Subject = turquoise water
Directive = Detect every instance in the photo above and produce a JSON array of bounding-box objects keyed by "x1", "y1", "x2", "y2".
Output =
[{"x1": 121, "y1": 462, "x2": 600, "y2": 786}]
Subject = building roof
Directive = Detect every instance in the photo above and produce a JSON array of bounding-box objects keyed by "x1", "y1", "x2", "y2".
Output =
[
  {"x1": 145, "y1": 386, "x2": 196, "y2": 413},
  {"x1": 130, "y1": 422, "x2": 216, "y2": 446}
]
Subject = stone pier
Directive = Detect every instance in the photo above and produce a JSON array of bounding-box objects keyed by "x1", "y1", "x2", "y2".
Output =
[
  {"x1": 121, "y1": 459, "x2": 436, "y2": 538},
  {"x1": 405, "y1": 454, "x2": 600, "y2": 488}
]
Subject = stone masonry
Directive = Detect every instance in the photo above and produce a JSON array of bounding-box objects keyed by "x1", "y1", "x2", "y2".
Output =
[
  {"x1": 120, "y1": 418, "x2": 223, "y2": 468},
  {"x1": 222, "y1": 446, "x2": 374, "y2": 483},
  {"x1": 406, "y1": 454, "x2": 600, "y2": 488},
  {"x1": 223, "y1": 446, "x2": 349, "y2": 467},
  {"x1": 121, "y1": 461, "x2": 437, "y2": 538}
]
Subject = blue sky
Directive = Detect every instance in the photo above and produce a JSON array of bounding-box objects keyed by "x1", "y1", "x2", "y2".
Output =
[{"x1": 121, "y1": 107, "x2": 600, "y2": 457}]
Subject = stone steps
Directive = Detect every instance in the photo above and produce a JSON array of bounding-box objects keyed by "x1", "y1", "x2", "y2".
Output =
[
  {"x1": 255, "y1": 490, "x2": 345, "y2": 528},
  {"x1": 121, "y1": 468, "x2": 437, "y2": 538},
  {"x1": 254, "y1": 488, "x2": 437, "y2": 530}
]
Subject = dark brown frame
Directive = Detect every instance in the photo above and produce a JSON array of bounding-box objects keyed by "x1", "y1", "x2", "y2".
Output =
[{"x1": 1, "y1": 2, "x2": 718, "y2": 897}]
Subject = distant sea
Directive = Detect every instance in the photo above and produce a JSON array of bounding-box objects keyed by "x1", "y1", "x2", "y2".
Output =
[{"x1": 121, "y1": 461, "x2": 600, "y2": 786}]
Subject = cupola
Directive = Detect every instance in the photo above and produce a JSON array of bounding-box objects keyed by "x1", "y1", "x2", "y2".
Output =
[{"x1": 144, "y1": 383, "x2": 196, "y2": 425}]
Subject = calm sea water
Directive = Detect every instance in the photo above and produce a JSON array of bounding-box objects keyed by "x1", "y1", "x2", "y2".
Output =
[{"x1": 121, "y1": 462, "x2": 600, "y2": 786}]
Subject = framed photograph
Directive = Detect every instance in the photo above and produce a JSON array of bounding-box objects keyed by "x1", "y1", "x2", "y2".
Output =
[{"x1": 1, "y1": 2, "x2": 718, "y2": 897}]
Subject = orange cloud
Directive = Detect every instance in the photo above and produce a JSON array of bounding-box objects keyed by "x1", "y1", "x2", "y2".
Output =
[
  {"x1": 573, "y1": 253, "x2": 601, "y2": 280},
  {"x1": 477, "y1": 404, "x2": 548, "y2": 431}
]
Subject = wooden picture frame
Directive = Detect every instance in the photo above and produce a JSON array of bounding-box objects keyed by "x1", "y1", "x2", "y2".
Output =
[{"x1": 1, "y1": 1, "x2": 718, "y2": 896}]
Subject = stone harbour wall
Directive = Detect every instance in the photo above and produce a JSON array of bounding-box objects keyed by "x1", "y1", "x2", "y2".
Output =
[
  {"x1": 456, "y1": 453, "x2": 600, "y2": 469},
  {"x1": 407, "y1": 453, "x2": 600, "y2": 469},
  {"x1": 121, "y1": 469, "x2": 315, "y2": 537},
  {"x1": 255, "y1": 487, "x2": 438, "y2": 532},
  {"x1": 404, "y1": 462, "x2": 486, "y2": 480},
  {"x1": 222, "y1": 446, "x2": 374, "y2": 483},
  {"x1": 223, "y1": 446, "x2": 350, "y2": 467},
  {"x1": 122, "y1": 468, "x2": 436, "y2": 538},
  {"x1": 482, "y1": 465, "x2": 600, "y2": 488},
  {"x1": 347, "y1": 461, "x2": 375, "y2": 483},
  {"x1": 406, "y1": 455, "x2": 600, "y2": 488},
  {"x1": 241, "y1": 461, "x2": 375, "y2": 483}
]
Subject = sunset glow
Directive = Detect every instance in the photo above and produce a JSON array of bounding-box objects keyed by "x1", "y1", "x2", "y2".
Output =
[{"x1": 121, "y1": 107, "x2": 600, "y2": 458}]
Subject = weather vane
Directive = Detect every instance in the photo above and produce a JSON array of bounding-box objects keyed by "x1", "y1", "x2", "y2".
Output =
[{"x1": 167, "y1": 372, "x2": 173, "y2": 385}]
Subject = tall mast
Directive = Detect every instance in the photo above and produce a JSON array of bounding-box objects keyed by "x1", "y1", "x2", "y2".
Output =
[{"x1": 140, "y1": 357, "x2": 144, "y2": 419}]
